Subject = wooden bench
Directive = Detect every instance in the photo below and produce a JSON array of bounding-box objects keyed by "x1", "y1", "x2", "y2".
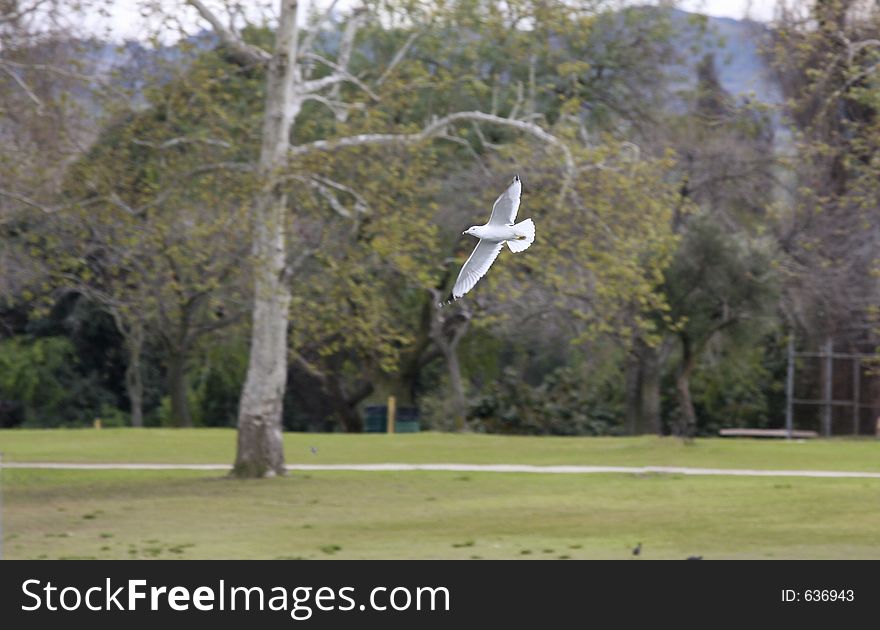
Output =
[{"x1": 718, "y1": 428, "x2": 819, "y2": 439}]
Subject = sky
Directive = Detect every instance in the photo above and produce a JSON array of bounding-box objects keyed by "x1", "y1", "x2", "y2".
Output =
[
  {"x1": 678, "y1": 0, "x2": 778, "y2": 22},
  {"x1": 80, "y1": 0, "x2": 782, "y2": 42}
]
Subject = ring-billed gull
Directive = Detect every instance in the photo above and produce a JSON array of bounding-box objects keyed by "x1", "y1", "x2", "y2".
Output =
[{"x1": 439, "y1": 175, "x2": 535, "y2": 307}]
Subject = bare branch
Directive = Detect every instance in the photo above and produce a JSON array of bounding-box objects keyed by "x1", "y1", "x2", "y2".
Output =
[
  {"x1": 0, "y1": 188, "x2": 53, "y2": 213},
  {"x1": 292, "y1": 111, "x2": 562, "y2": 156},
  {"x1": 286, "y1": 172, "x2": 369, "y2": 218},
  {"x1": 309, "y1": 174, "x2": 369, "y2": 215},
  {"x1": 299, "y1": 72, "x2": 376, "y2": 99},
  {"x1": 291, "y1": 350, "x2": 327, "y2": 381},
  {"x1": 186, "y1": 0, "x2": 271, "y2": 66},
  {"x1": 301, "y1": 93, "x2": 365, "y2": 121},
  {"x1": 310, "y1": 180, "x2": 354, "y2": 218},
  {"x1": 299, "y1": 0, "x2": 342, "y2": 62},
  {"x1": 59, "y1": 281, "x2": 125, "y2": 326},
  {"x1": 842, "y1": 35, "x2": 880, "y2": 64},
  {"x1": 508, "y1": 82, "x2": 525, "y2": 122},
  {"x1": 131, "y1": 136, "x2": 232, "y2": 150},
  {"x1": 290, "y1": 111, "x2": 575, "y2": 201},
  {"x1": 527, "y1": 54, "x2": 537, "y2": 118},
  {"x1": 0, "y1": 58, "x2": 120, "y2": 97},
  {"x1": 133, "y1": 161, "x2": 254, "y2": 213},
  {"x1": 335, "y1": 8, "x2": 365, "y2": 70},
  {"x1": 376, "y1": 29, "x2": 422, "y2": 87},
  {"x1": 299, "y1": 55, "x2": 379, "y2": 101},
  {"x1": 1, "y1": 65, "x2": 44, "y2": 112},
  {"x1": 80, "y1": 161, "x2": 255, "y2": 220},
  {"x1": 620, "y1": 141, "x2": 641, "y2": 162},
  {"x1": 107, "y1": 191, "x2": 138, "y2": 215},
  {"x1": 329, "y1": 7, "x2": 366, "y2": 100},
  {"x1": 471, "y1": 122, "x2": 501, "y2": 151},
  {"x1": 437, "y1": 133, "x2": 491, "y2": 176},
  {"x1": 0, "y1": 190, "x2": 111, "y2": 225}
]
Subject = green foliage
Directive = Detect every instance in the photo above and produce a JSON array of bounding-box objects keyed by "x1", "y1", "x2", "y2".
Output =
[
  {"x1": 690, "y1": 342, "x2": 783, "y2": 434},
  {"x1": 663, "y1": 213, "x2": 778, "y2": 345},
  {"x1": 468, "y1": 366, "x2": 624, "y2": 435},
  {"x1": 41, "y1": 44, "x2": 258, "y2": 427},
  {"x1": 194, "y1": 341, "x2": 249, "y2": 428},
  {"x1": 0, "y1": 336, "x2": 113, "y2": 426},
  {"x1": 520, "y1": 141, "x2": 681, "y2": 345},
  {"x1": 3, "y1": 1, "x2": 796, "y2": 434},
  {"x1": 94, "y1": 403, "x2": 131, "y2": 429},
  {"x1": 288, "y1": 143, "x2": 444, "y2": 382},
  {"x1": 155, "y1": 391, "x2": 197, "y2": 427},
  {"x1": 0, "y1": 337, "x2": 72, "y2": 416},
  {"x1": 350, "y1": 1, "x2": 675, "y2": 133}
]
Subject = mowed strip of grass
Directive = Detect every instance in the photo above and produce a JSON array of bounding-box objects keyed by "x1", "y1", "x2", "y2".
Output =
[
  {"x1": 0, "y1": 428, "x2": 879, "y2": 471},
  {"x1": 3, "y1": 467, "x2": 879, "y2": 560}
]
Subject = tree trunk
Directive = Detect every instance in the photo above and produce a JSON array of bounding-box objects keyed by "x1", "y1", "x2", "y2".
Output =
[
  {"x1": 125, "y1": 323, "x2": 144, "y2": 428},
  {"x1": 443, "y1": 346, "x2": 467, "y2": 431},
  {"x1": 233, "y1": 1, "x2": 301, "y2": 478},
  {"x1": 429, "y1": 295, "x2": 470, "y2": 431},
  {"x1": 335, "y1": 401, "x2": 364, "y2": 433},
  {"x1": 641, "y1": 346, "x2": 662, "y2": 435},
  {"x1": 167, "y1": 352, "x2": 192, "y2": 427},
  {"x1": 625, "y1": 339, "x2": 664, "y2": 436},
  {"x1": 675, "y1": 335, "x2": 697, "y2": 439},
  {"x1": 624, "y1": 348, "x2": 642, "y2": 435},
  {"x1": 330, "y1": 378, "x2": 371, "y2": 433},
  {"x1": 233, "y1": 195, "x2": 293, "y2": 477},
  {"x1": 375, "y1": 368, "x2": 419, "y2": 408}
]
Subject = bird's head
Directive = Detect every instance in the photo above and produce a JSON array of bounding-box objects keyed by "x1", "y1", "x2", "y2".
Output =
[{"x1": 463, "y1": 226, "x2": 477, "y2": 236}]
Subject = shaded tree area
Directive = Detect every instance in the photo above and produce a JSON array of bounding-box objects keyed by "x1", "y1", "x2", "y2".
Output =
[
  {"x1": 771, "y1": 0, "x2": 880, "y2": 343},
  {"x1": 2, "y1": 0, "x2": 879, "y2": 453}
]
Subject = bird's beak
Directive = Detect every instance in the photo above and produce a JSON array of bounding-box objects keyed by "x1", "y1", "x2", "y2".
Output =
[{"x1": 462, "y1": 231, "x2": 467, "y2": 235}]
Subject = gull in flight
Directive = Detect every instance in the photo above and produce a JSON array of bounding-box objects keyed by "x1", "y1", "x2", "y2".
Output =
[{"x1": 439, "y1": 175, "x2": 535, "y2": 307}]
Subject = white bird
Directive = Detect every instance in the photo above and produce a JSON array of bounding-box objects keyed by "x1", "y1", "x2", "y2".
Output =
[{"x1": 439, "y1": 175, "x2": 535, "y2": 307}]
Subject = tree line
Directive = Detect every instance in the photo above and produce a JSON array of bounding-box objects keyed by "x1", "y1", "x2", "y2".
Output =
[{"x1": 1, "y1": 0, "x2": 878, "y2": 475}]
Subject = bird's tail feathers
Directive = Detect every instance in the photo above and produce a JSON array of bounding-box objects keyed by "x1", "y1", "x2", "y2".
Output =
[
  {"x1": 507, "y1": 218, "x2": 535, "y2": 253},
  {"x1": 437, "y1": 294, "x2": 458, "y2": 309}
]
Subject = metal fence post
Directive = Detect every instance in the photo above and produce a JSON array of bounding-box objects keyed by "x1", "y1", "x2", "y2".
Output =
[
  {"x1": 0, "y1": 451, "x2": 4, "y2": 560},
  {"x1": 853, "y1": 356, "x2": 861, "y2": 436},
  {"x1": 786, "y1": 336, "x2": 794, "y2": 440},
  {"x1": 823, "y1": 337, "x2": 833, "y2": 437}
]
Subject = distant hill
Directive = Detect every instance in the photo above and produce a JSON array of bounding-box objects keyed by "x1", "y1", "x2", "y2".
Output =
[
  {"x1": 53, "y1": 9, "x2": 784, "y2": 135},
  {"x1": 667, "y1": 8, "x2": 781, "y2": 106}
]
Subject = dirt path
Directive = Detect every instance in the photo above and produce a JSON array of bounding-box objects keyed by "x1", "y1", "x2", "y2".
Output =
[{"x1": 2, "y1": 462, "x2": 880, "y2": 478}]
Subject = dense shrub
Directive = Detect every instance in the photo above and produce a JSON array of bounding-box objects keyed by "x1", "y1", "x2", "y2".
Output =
[
  {"x1": 195, "y1": 341, "x2": 248, "y2": 427},
  {"x1": 468, "y1": 366, "x2": 624, "y2": 435},
  {"x1": 0, "y1": 336, "x2": 115, "y2": 426},
  {"x1": 660, "y1": 334, "x2": 787, "y2": 436}
]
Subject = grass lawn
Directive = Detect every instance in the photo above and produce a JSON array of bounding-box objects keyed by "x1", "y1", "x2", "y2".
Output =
[
  {"x1": 1, "y1": 428, "x2": 879, "y2": 470},
  {"x1": 4, "y1": 468, "x2": 879, "y2": 560},
  {"x1": 1, "y1": 429, "x2": 879, "y2": 559}
]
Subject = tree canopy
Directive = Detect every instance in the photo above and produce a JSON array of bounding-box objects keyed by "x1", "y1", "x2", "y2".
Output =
[{"x1": 2, "y1": 0, "x2": 878, "y2": 455}]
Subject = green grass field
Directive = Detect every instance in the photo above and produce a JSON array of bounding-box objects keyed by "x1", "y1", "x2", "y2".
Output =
[
  {"x1": 2, "y1": 428, "x2": 880, "y2": 470},
  {"x1": 2, "y1": 429, "x2": 879, "y2": 559}
]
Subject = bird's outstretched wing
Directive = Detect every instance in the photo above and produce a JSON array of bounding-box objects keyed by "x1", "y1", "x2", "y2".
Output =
[
  {"x1": 452, "y1": 239, "x2": 505, "y2": 300},
  {"x1": 487, "y1": 175, "x2": 521, "y2": 226}
]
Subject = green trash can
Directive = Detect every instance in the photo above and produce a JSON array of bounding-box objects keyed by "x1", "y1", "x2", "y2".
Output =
[
  {"x1": 395, "y1": 406, "x2": 420, "y2": 433},
  {"x1": 362, "y1": 405, "x2": 420, "y2": 432},
  {"x1": 364, "y1": 405, "x2": 388, "y2": 433}
]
